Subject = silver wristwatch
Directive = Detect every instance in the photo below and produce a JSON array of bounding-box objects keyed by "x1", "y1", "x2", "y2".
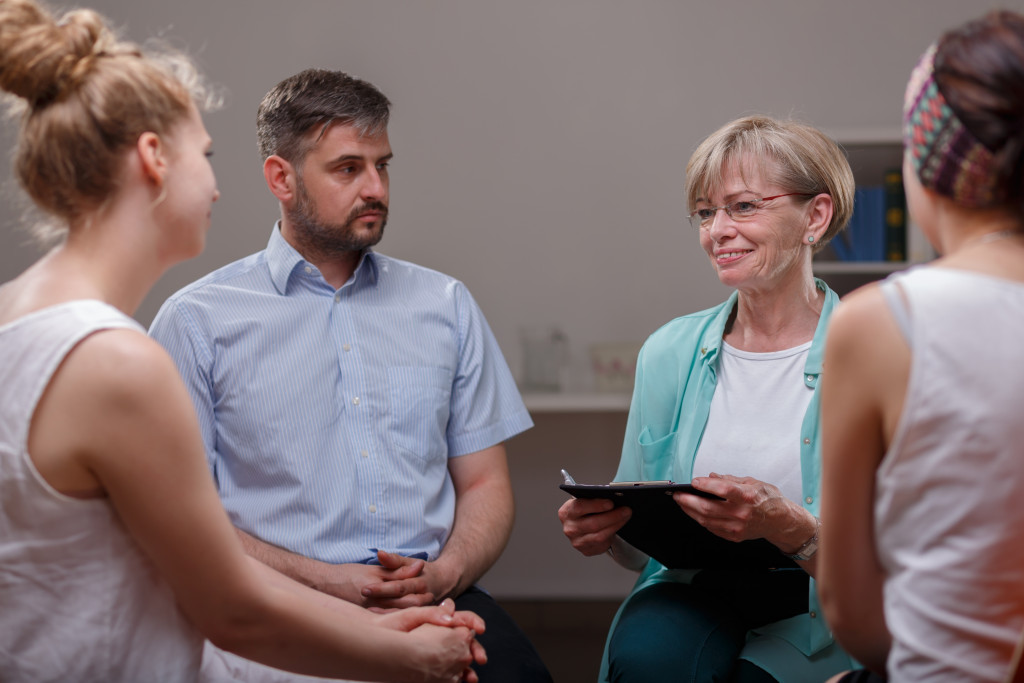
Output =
[{"x1": 785, "y1": 517, "x2": 821, "y2": 561}]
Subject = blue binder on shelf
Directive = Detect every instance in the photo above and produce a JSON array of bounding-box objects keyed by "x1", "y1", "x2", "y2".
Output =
[{"x1": 832, "y1": 186, "x2": 886, "y2": 262}]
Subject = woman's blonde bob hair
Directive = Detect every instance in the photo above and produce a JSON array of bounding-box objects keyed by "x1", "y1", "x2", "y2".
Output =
[{"x1": 684, "y1": 115, "x2": 855, "y2": 252}]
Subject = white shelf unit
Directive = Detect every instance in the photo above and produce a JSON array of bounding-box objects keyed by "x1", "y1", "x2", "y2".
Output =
[
  {"x1": 812, "y1": 132, "x2": 934, "y2": 294},
  {"x1": 522, "y1": 392, "x2": 631, "y2": 413},
  {"x1": 813, "y1": 261, "x2": 906, "y2": 275}
]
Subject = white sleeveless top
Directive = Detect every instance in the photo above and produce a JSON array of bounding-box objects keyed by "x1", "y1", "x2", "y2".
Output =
[
  {"x1": 0, "y1": 300, "x2": 203, "y2": 682},
  {"x1": 876, "y1": 267, "x2": 1024, "y2": 683}
]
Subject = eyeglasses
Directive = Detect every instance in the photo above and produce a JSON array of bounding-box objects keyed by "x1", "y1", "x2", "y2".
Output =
[{"x1": 687, "y1": 193, "x2": 815, "y2": 228}]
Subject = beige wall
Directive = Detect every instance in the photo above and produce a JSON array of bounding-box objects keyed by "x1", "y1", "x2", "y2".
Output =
[{"x1": 2, "y1": 0, "x2": 1018, "y2": 597}]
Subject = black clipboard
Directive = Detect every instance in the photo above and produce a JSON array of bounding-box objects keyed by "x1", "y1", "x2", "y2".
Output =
[{"x1": 560, "y1": 481, "x2": 797, "y2": 570}]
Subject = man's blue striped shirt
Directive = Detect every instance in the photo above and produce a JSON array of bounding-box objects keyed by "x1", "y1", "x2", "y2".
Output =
[{"x1": 150, "y1": 226, "x2": 532, "y2": 563}]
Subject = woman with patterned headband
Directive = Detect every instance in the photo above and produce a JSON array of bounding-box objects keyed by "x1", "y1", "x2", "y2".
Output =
[{"x1": 819, "y1": 10, "x2": 1024, "y2": 683}]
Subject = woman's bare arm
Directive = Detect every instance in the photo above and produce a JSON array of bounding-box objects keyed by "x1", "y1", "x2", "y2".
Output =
[
  {"x1": 29, "y1": 328, "x2": 479, "y2": 682},
  {"x1": 818, "y1": 285, "x2": 909, "y2": 674}
]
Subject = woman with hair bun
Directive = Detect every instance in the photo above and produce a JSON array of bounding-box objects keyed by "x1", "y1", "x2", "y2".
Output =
[
  {"x1": 819, "y1": 10, "x2": 1024, "y2": 683},
  {"x1": 0, "y1": 1, "x2": 484, "y2": 681}
]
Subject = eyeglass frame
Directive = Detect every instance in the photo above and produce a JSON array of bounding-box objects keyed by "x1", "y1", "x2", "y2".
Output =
[{"x1": 687, "y1": 192, "x2": 816, "y2": 229}]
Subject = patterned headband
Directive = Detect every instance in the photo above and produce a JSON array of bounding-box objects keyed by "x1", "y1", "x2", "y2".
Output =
[{"x1": 903, "y1": 43, "x2": 1002, "y2": 208}]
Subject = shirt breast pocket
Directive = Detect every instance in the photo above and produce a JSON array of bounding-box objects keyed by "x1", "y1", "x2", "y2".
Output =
[
  {"x1": 637, "y1": 425, "x2": 678, "y2": 480},
  {"x1": 386, "y1": 366, "x2": 453, "y2": 461}
]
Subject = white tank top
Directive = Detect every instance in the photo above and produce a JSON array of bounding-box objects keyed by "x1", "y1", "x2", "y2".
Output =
[
  {"x1": 877, "y1": 267, "x2": 1024, "y2": 683},
  {"x1": 693, "y1": 340, "x2": 812, "y2": 504},
  {"x1": 0, "y1": 300, "x2": 203, "y2": 682}
]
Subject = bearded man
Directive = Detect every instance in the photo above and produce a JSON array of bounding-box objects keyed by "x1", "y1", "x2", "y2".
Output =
[{"x1": 150, "y1": 68, "x2": 551, "y2": 683}]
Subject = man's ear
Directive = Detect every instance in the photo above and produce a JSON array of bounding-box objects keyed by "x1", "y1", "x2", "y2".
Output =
[
  {"x1": 264, "y1": 155, "x2": 297, "y2": 202},
  {"x1": 136, "y1": 131, "x2": 167, "y2": 190}
]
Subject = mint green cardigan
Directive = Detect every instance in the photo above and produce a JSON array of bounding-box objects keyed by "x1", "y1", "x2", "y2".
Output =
[{"x1": 598, "y1": 280, "x2": 856, "y2": 682}]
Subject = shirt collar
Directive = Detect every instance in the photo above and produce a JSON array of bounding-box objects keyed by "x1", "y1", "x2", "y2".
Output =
[
  {"x1": 266, "y1": 223, "x2": 380, "y2": 294},
  {"x1": 698, "y1": 279, "x2": 837, "y2": 374},
  {"x1": 697, "y1": 290, "x2": 739, "y2": 364},
  {"x1": 805, "y1": 278, "x2": 838, "y2": 376}
]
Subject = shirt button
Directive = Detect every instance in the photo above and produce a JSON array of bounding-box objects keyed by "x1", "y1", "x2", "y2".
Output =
[
  {"x1": 334, "y1": 293, "x2": 341, "y2": 303},
  {"x1": 361, "y1": 450, "x2": 369, "y2": 458},
  {"x1": 806, "y1": 375, "x2": 814, "y2": 382},
  {"x1": 803, "y1": 438, "x2": 811, "y2": 445},
  {"x1": 809, "y1": 611, "x2": 817, "y2": 619},
  {"x1": 805, "y1": 496, "x2": 814, "y2": 505},
  {"x1": 304, "y1": 266, "x2": 312, "y2": 274},
  {"x1": 368, "y1": 504, "x2": 377, "y2": 513},
  {"x1": 352, "y1": 397, "x2": 360, "y2": 405},
  {"x1": 343, "y1": 344, "x2": 351, "y2": 352}
]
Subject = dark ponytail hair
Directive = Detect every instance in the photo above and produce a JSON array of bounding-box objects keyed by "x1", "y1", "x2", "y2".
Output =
[{"x1": 934, "y1": 10, "x2": 1024, "y2": 218}]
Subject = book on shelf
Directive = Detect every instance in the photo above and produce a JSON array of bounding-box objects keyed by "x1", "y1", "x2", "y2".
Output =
[
  {"x1": 853, "y1": 186, "x2": 885, "y2": 261},
  {"x1": 884, "y1": 167, "x2": 907, "y2": 262},
  {"x1": 816, "y1": 185, "x2": 904, "y2": 263}
]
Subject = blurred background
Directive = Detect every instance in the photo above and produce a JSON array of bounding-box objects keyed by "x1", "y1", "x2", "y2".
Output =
[{"x1": 1, "y1": 2, "x2": 1018, "y2": 679}]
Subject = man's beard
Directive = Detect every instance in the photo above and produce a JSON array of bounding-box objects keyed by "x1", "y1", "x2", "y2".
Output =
[{"x1": 286, "y1": 175, "x2": 388, "y2": 261}]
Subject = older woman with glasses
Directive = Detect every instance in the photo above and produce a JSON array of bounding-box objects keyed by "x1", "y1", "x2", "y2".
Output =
[{"x1": 559, "y1": 114, "x2": 857, "y2": 682}]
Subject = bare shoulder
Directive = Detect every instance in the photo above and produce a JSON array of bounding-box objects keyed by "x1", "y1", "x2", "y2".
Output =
[
  {"x1": 825, "y1": 280, "x2": 911, "y2": 442},
  {"x1": 30, "y1": 327, "x2": 197, "y2": 493},
  {"x1": 823, "y1": 282, "x2": 880, "y2": 352},
  {"x1": 64, "y1": 328, "x2": 183, "y2": 406},
  {"x1": 833, "y1": 281, "x2": 887, "y2": 326},
  {"x1": 831, "y1": 278, "x2": 913, "y2": 350},
  {"x1": 825, "y1": 282, "x2": 907, "y2": 399},
  {"x1": 45, "y1": 329, "x2": 195, "y2": 447}
]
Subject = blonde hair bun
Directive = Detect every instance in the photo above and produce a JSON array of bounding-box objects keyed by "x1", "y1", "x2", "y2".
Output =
[
  {"x1": 0, "y1": 0, "x2": 115, "y2": 107},
  {"x1": 0, "y1": 0, "x2": 214, "y2": 240}
]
